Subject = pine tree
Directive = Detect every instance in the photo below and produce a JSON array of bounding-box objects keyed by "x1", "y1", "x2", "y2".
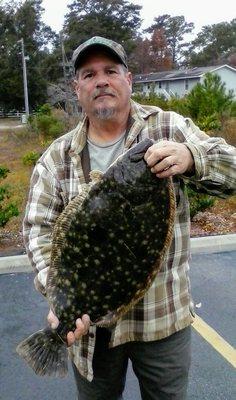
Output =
[{"x1": 62, "y1": 0, "x2": 142, "y2": 61}]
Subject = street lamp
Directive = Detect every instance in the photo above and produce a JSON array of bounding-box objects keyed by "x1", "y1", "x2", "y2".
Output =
[{"x1": 18, "y1": 38, "x2": 29, "y2": 118}]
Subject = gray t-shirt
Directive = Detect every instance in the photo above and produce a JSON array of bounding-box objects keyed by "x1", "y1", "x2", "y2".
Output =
[{"x1": 87, "y1": 132, "x2": 126, "y2": 173}]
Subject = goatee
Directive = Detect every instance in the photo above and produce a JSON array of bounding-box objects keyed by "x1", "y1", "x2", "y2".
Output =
[{"x1": 93, "y1": 107, "x2": 115, "y2": 120}]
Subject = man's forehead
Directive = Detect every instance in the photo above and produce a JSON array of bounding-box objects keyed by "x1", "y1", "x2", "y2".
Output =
[{"x1": 80, "y1": 58, "x2": 120, "y2": 71}]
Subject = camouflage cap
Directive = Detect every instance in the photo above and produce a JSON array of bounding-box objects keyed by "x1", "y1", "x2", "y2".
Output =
[{"x1": 72, "y1": 36, "x2": 128, "y2": 72}]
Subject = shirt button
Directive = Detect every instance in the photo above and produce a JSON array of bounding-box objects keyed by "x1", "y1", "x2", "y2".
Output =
[{"x1": 89, "y1": 333, "x2": 95, "y2": 338}]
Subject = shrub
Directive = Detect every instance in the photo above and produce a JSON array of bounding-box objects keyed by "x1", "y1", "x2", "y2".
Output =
[
  {"x1": 36, "y1": 114, "x2": 54, "y2": 136},
  {"x1": 22, "y1": 151, "x2": 41, "y2": 166},
  {"x1": 186, "y1": 73, "x2": 234, "y2": 130},
  {"x1": 132, "y1": 92, "x2": 169, "y2": 109},
  {"x1": 196, "y1": 114, "x2": 221, "y2": 131},
  {"x1": 166, "y1": 97, "x2": 189, "y2": 117},
  {"x1": 48, "y1": 119, "x2": 65, "y2": 138},
  {"x1": 0, "y1": 166, "x2": 19, "y2": 227},
  {"x1": 186, "y1": 186, "x2": 215, "y2": 219},
  {"x1": 28, "y1": 104, "x2": 66, "y2": 140},
  {"x1": 132, "y1": 92, "x2": 189, "y2": 117},
  {"x1": 35, "y1": 103, "x2": 52, "y2": 116}
]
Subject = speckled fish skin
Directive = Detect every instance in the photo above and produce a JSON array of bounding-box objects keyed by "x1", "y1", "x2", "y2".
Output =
[
  {"x1": 47, "y1": 137, "x2": 175, "y2": 329},
  {"x1": 16, "y1": 138, "x2": 175, "y2": 377}
]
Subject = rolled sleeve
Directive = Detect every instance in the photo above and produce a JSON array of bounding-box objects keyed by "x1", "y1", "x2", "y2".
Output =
[{"x1": 172, "y1": 114, "x2": 236, "y2": 196}]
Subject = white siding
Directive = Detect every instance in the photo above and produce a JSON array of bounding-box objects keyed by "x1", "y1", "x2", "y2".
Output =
[
  {"x1": 154, "y1": 78, "x2": 200, "y2": 98},
  {"x1": 134, "y1": 66, "x2": 236, "y2": 98},
  {"x1": 200, "y1": 67, "x2": 236, "y2": 97}
]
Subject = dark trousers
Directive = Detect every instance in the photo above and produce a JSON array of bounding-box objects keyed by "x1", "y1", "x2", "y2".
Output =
[{"x1": 72, "y1": 326, "x2": 191, "y2": 400}]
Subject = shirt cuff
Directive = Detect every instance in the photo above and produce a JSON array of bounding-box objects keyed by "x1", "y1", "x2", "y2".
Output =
[{"x1": 183, "y1": 142, "x2": 208, "y2": 181}]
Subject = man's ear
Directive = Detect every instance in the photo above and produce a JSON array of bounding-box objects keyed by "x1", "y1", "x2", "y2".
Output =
[
  {"x1": 73, "y1": 81, "x2": 80, "y2": 100},
  {"x1": 127, "y1": 71, "x2": 132, "y2": 85},
  {"x1": 127, "y1": 71, "x2": 132, "y2": 93}
]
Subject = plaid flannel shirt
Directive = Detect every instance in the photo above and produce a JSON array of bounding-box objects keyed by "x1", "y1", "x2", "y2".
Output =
[{"x1": 23, "y1": 100, "x2": 236, "y2": 381}]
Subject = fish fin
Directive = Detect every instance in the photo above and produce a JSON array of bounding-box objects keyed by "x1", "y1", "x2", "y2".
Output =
[{"x1": 16, "y1": 328, "x2": 68, "y2": 377}]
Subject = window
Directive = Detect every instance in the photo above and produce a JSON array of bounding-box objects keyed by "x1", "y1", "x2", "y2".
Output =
[
  {"x1": 185, "y1": 79, "x2": 189, "y2": 90},
  {"x1": 158, "y1": 82, "x2": 162, "y2": 89}
]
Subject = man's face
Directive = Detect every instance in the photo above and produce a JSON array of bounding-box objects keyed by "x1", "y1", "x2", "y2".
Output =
[{"x1": 74, "y1": 52, "x2": 132, "y2": 120}]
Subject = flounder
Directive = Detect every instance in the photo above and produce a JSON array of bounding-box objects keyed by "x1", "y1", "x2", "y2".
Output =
[{"x1": 16, "y1": 138, "x2": 175, "y2": 377}]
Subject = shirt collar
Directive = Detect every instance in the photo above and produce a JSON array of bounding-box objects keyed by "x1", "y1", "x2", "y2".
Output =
[{"x1": 70, "y1": 100, "x2": 161, "y2": 154}]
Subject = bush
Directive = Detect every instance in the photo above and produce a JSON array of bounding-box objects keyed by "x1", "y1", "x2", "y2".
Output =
[
  {"x1": 28, "y1": 104, "x2": 66, "y2": 140},
  {"x1": 166, "y1": 97, "x2": 189, "y2": 117},
  {"x1": 48, "y1": 119, "x2": 65, "y2": 138},
  {"x1": 22, "y1": 151, "x2": 41, "y2": 166},
  {"x1": 186, "y1": 186, "x2": 215, "y2": 219},
  {"x1": 36, "y1": 114, "x2": 54, "y2": 136},
  {"x1": 35, "y1": 103, "x2": 52, "y2": 116},
  {"x1": 186, "y1": 73, "x2": 234, "y2": 131},
  {"x1": 132, "y1": 92, "x2": 189, "y2": 117},
  {"x1": 132, "y1": 92, "x2": 169, "y2": 109},
  {"x1": 0, "y1": 166, "x2": 19, "y2": 227},
  {"x1": 196, "y1": 114, "x2": 221, "y2": 131}
]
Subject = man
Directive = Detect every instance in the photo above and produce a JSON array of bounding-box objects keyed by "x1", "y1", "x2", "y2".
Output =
[{"x1": 23, "y1": 36, "x2": 236, "y2": 399}]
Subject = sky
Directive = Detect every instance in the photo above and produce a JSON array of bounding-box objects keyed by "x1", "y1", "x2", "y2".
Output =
[{"x1": 41, "y1": 0, "x2": 235, "y2": 36}]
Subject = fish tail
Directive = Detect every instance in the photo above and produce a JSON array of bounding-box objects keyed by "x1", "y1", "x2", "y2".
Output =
[{"x1": 16, "y1": 327, "x2": 68, "y2": 377}]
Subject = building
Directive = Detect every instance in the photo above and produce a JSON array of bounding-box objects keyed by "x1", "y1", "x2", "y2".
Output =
[{"x1": 133, "y1": 65, "x2": 236, "y2": 99}]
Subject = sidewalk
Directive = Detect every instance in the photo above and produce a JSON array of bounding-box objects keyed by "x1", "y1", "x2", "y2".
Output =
[
  {"x1": 0, "y1": 120, "x2": 23, "y2": 129},
  {"x1": 0, "y1": 234, "x2": 236, "y2": 274}
]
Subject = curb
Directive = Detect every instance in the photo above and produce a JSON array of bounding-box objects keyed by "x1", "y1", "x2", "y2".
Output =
[
  {"x1": 0, "y1": 234, "x2": 236, "y2": 275},
  {"x1": 190, "y1": 233, "x2": 236, "y2": 255},
  {"x1": 0, "y1": 254, "x2": 31, "y2": 274}
]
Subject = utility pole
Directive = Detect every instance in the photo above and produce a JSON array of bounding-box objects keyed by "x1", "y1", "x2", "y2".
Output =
[
  {"x1": 19, "y1": 38, "x2": 29, "y2": 117},
  {"x1": 60, "y1": 33, "x2": 70, "y2": 114}
]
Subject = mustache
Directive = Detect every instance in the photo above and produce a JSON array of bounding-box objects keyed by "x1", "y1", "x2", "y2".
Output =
[{"x1": 92, "y1": 89, "x2": 116, "y2": 100}]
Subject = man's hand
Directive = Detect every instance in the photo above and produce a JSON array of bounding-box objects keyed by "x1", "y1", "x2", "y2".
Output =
[
  {"x1": 144, "y1": 141, "x2": 194, "y2": 178},
  {"x1": 47, "y1": 309, "x2": 90, "y2": 346}
]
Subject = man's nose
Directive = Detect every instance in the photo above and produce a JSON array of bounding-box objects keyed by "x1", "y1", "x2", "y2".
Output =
[{"x1": 95, "y1": 74, "x2": 109, "y2": 88}]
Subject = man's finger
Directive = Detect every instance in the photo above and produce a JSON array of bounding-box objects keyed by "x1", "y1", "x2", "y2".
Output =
[
  {"x1": 47, "y1": 309, "x2": 59, "y2": 329},
  {"x1": 67, "y1": 331, "x2": 75, "y2": 346},
  {"x1": 151, "y1": 156, "x2": 175, "y2": 174},
  {"x1": 75, "y1": 318, "x2": 87, "y2": 337},
  {"x1": 144, "y1": 146, "x2": 172, "y2": 168},
  {"x1": 82, "y1": 314, "x2": 90, "y2": 332},
  {"x1": 156, "y1": 165, "x2": 178, "y2": 178},
  {"x1": 144, "y1": 140, "x2": 167, "y2": 159}
]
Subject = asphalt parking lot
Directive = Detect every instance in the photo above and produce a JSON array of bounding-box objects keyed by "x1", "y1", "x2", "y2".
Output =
[{"x1": 0, "y1": 251, "x2": 235, "y2": 400}]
